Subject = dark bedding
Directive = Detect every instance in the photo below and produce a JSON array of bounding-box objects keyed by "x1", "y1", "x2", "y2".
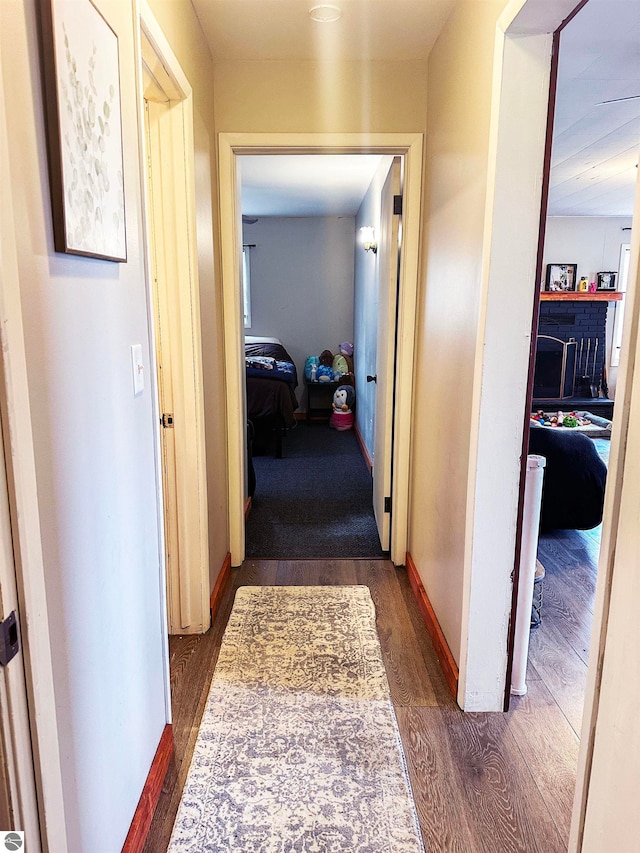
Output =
[
  {"x1": 245, "y1": 341, "x2": 298, "y2": 387},
  {"x1": 245, "y1": 339, "x2": 298, "y2": 428},
  {"x1": 246, "y1": 377, "x2": 298, "y2": 427}
]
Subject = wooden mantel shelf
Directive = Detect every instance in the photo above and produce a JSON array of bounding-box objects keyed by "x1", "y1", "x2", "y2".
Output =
[{"x1": 540, "y1": 292, "x2": 622, "y2": 301}]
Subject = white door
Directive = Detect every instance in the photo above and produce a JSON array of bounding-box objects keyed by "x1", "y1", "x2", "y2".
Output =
[
  {"x1": 143, "y1": 78, "x2": 210, "y2": 635},
  {"x1": 0, "y1": 416, "x2": 41, "y2": 847},
  {"x1": 373, "y1": 158, "x2": 402, "y2": 550}
]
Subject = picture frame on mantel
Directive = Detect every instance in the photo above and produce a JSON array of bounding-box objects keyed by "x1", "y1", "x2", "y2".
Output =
[
  {"x1": 544, "y1": 263, "x2": 577, "y2": 292},
  {"x1": 38, "y1": 0, "x2": 127, "y2": 262},
  {"x1": 596, "y1": 271, "x2": 617, "y2": 292}
]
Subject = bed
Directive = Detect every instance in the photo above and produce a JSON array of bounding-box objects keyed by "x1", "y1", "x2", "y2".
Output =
[{"x1": 245, "y1": 336, "x2": 298, "y2": 458}]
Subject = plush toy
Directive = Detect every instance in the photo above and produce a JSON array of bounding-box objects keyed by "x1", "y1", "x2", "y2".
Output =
[
  {"x1": 338, "y1": 342, "x2": 354, "y2": 375},
  {"x1": 329, "y1": 385, "x2": 355, "y2": 431},
  {"x1": 304, "y1": 355, "x2": 319, "y2": 381},
  {"x1": 332, "y1": 353, "x2": 349, "y2": 379},
  {"x1": 319, "y1": 349, "x2": 334, "y2": 367},
  {"x1": 332, "y1": 385, "x2": 355, "y2": 412},
  {"x1": 316, "y1": 364, "x2": 334, "y2": 382}
]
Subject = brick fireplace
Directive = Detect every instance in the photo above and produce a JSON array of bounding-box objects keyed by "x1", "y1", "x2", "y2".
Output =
[{"x1": 533, "y1": 299, "x2": 612, "y2": 415}]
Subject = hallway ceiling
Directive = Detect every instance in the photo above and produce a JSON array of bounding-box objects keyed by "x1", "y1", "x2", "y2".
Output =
[
  {"x1": 191, "y1": 0, "x2": 455, "y2": 62},
  {"x1": 192, "y1": 0, "x2": 640, "y2": 218},
  {"x1": 549, "y1": 0, "x2": 640, "y2": 216},
  {"x1": 239, "y1": 154, "x2": 385, "y2": 217}
]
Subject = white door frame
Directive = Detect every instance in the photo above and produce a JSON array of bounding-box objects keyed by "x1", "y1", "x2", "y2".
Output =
[
  {"x1": 0, "y1": 50, "x2": 67, "y2": 853},
  {"x1": 135, "y1": 0, "x2": 210, "y2": 638},
  {"x1": 218, "y1": 133, "x2": 423, "y2": 567}
]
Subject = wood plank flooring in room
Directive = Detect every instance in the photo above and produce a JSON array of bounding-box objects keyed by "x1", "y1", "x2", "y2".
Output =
[
  {"x1": 143, "y1": 560, "x2": 579, "y2": 853},
  {"x1": 532, "y1": 523, "x2": 600, "y2": 737}
]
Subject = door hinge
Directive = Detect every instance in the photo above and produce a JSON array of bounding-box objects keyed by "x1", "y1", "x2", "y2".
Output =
[
  {"x1": 384, "y1": 496, "x2": 392, "y2": 514},
  {"x1": 162, "y1": 413, "x2": 174, "y2": 428},
  {"x1": 393, "y1": 195, "x2": 403, "y2": 215},
  {"x1": 0, "y1": 612, "x2": 19, "y2": 666}
]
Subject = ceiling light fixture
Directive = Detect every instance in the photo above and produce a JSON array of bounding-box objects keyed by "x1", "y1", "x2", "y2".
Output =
[{"x1": 309, "y1": 5, "x2": 342, "y2": 23}]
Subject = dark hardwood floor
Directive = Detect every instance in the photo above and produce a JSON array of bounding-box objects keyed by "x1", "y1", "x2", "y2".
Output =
[
  {"x1": 143, "y1": 558, "x2": 585, "y2": 853},
  {"x1": 532, "y1": 524, "x2": 599, "y2": 736}
]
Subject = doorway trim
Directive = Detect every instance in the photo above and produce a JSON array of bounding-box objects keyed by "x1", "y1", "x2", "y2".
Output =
[
  {"x1": 218, "y1": 133, "x2": 423, "y2": 567},
  {"x1": 465, "y1": 0, "x2": 640, "y2": 847}
]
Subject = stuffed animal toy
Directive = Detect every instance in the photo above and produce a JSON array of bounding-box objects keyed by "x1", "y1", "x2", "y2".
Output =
[
  {"x1": 332, "y1": 353, "x2": 349, "y2": 379},
  {"x1": 338, "y1": 342, "x2": 354, "y2": 374},
  {"x1": 332, "y1": 385, "x2": 355, "y2": 413},
  {"x1": 304, "y1": 355, "x2": 319, "y2": 381},
  {"x1": 329, "y1": 384, "x2": 355, "y2": 430},
  {"x1": 319, "y1": 349, "x2": 334, "y2": 367},
  {"x1": 316, "y1": 364, "x2": 334, "y2": 382}
]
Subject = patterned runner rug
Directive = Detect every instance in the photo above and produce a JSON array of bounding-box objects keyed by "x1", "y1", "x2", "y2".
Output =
[{"x1": 168, "y1": 586, "x2": 425, "y2": 852}]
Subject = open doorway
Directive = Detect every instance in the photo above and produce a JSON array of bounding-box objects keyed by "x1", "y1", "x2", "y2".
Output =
[
  {"x1": 218, "y1": 133, "x2": 423, "y2": 568},
  {"x1": 522, "y1": 0, "x2": 637, "y2": 761},
  {"x1": 238, "y1": 153, "x2": 401, "y2": 559},
  {"x1": 500, "y1": 0, "x2": 639, "y2": 842}
]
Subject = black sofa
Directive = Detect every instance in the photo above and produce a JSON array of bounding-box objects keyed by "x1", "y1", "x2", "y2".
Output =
[{"x1": 528, "y1": 424, "x2": 607, "y2": 531}]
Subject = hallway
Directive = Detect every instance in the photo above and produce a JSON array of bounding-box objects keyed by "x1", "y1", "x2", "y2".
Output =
[{"x1": 144, "y1": 560, "x2": 576, "y2": 852}]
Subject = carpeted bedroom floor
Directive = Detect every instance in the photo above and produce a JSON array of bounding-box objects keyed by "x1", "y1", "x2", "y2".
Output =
[{"x1": 246, "y1": 422, "x2": 386, "y2": 559}]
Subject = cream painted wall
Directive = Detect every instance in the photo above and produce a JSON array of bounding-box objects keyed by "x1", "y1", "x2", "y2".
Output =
[
  {"x1": 580, "y1": 368, "x2": 640, "y2": 848},
  {"x1": 409, "y1": 1, "x2": 506, "y2": 666},
  {"x1": 0, "y1": 1, "x2": 166, "y2": 849},
  {"x1": 543, "y1": 216, "x2": 632, "y2": 400},
  {"x1": 575, "y1": 188, "x2": 640, "y2": 852},
  {"x1": 148, "y1": 0, "x2": 229, "y2": 590},
  {"x1": 213, "y1": 60, "x2": 427, "y2": 134},
  {"x1": 0, "y1": 0, "x2": 224, "y2": 848}
]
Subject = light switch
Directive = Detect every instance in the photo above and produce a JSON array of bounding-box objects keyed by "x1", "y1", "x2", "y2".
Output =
[{"x1": 131, "y1": 344, "x2": 144, "y2": 396}]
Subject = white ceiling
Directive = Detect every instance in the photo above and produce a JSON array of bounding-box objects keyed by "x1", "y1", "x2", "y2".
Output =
[
  {"x1": 548, "y1": 0, "x2": 640, "y2": 216},
  {"x1": 191, "y1": 0, "x2": 456, "y2": 62},
  {"x1": 191, "y1": 0, "x2": 640, "y2": 218},
  {"x1": 239, "y1": 154, "x2": 386, "y2": 217}
]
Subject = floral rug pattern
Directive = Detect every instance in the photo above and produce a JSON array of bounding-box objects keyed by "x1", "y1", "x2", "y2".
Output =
[{"x1": 168, "y1": 585, "x2": 425, "y2": 852}]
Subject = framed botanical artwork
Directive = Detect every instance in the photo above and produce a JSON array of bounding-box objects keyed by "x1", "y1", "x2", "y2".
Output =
[
  {"x1": 39, "y1": 0, "x2": 127, "y2": 261},
  {"x1": 544, "y1": 263, "x2": 577, "y2": 292},
  {"x1": 596, "y1": 271, "x2": 617, "y2": 291}
]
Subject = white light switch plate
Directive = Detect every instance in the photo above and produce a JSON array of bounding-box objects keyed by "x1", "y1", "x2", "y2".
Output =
[{"x1": 131, "y1": 344, "x2": 144, "y2": 396}]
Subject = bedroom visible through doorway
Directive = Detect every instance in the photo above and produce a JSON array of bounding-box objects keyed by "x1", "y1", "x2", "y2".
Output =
[{"x1": 238, "y1": 152, "x2": 400, "y2": 559}]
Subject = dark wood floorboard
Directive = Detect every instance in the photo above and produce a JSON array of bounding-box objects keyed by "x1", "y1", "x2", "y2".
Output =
[
  {"x1": 533, "y1": 522, "x2": 600, "y2": 738},
  {"x1": 355, "y1": 560, "x2": 439, "y2": 707},
  {"x1": 437, "y1": 709, "x2": 564, "y2": 852},
  {"x1": 528, "y1": 619, "x2": 588, "y2": 735},
  {"x1": 143, "y1": 558, "x2": 587, "y2": 852},
  {"x1": 396, "y1": 706, "x2": 477, "y2": 853},
  {"x1": 506, "y1": 681, "x2": 580, "y2": 845}
]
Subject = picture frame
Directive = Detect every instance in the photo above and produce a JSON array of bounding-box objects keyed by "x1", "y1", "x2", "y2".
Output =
[
  {"x1": 596, "y1": 271, "x2": 617, "y2": 292},
  {"x1": 544, "y1": 263, "x2": 577, "y2": 293},
  {"x1": 38, "y1": 0, "x2": 127, "y2": 262}
]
